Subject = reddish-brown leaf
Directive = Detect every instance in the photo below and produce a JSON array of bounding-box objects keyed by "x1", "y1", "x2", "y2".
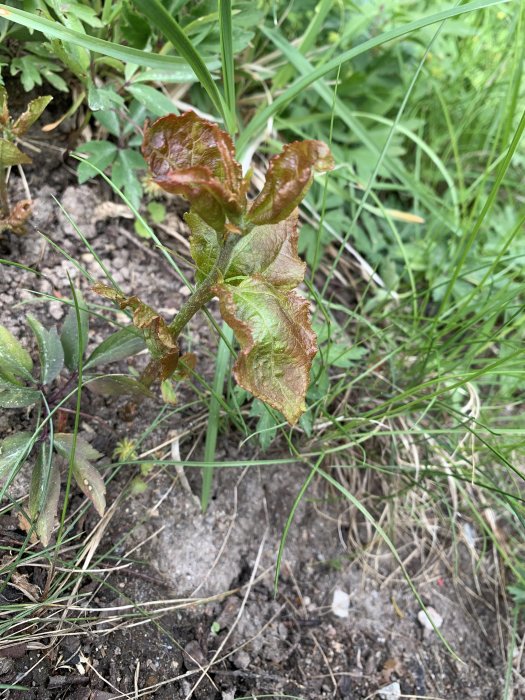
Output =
[
  {"x1": 92, "y1": 284, "x2": 179, "y2": 380},
  {"x1": 188, "y1": 210, "x2": 305, "y2": 290},
  {"x1": 215, "y1": 276, "x2": 317, "y2": 424},
  {"x1": 142, "y1": 111, "x2": 244, "y2": 231},
  {"x1": 247, "y1": 140, "x2": 334, "y2": 225}
]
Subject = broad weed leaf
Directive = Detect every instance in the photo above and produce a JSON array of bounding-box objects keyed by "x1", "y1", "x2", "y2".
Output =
[
  {"x1": 188, "y1": 210, "x2": 305, "y2": 290},
  {"x1": 29, "y1": 443, "x2": 60, "y2": 547},
  {"x1": 60, "y1": 291, "x2": 89, "y2": 371},
  {"x1": 0, "y1": 386, "x2": 41, "y2": 408},
  {"x1": 27, "y1": 315, "x2": 64, "y2": 385},
  {"x1": 0, "y1": 139, "x2": 32, "y2": 168},
  {"x1": 142, "y1": 111, "x2": 243, "y2": 231},
  {"x1": 86, "y1": 374, "x2": 154, "y2": 398},
  {"x1": 0, "y1": 432, "x2": 33, "y2": 479},
  {"x1": 247, "y1": 140, "x2": 334, "y2": 225},
  {"x1": 12, "y1": 95, "x2": 53, "y2": 136},
  {"x1": 92, "y1": 284, "x2": 178, "y2": 380},
  {"x1": 53, "y1": 433, "x2": 106, "y2": 517},
  {"x1": 0, "y1": 324, "x2": 34, "y2": 380},
  {"x1": 215, "y1": 276, "x2": 317, "y2": 424},
  {"x1": 84, "y1": 327, "x2": 146, "y2": 369}
]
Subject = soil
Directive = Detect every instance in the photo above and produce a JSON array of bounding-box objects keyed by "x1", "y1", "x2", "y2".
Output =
[{"x1": 0, "y1": 90, "x2": 519, "y2": 699}]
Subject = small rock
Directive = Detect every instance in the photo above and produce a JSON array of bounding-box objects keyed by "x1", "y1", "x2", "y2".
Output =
[
  {"x1": 377, "y1": 681, "x2": 401, "y2": 699},
  {"x1": 222, "y1": 691, "x2": 235, "y2": 700},
  {"x1": 332, "y1": 588, "x2": 350, "y2": 618},
  {"x1": 417, "y1": 606, "x2": 443, "y2": 632},
  {"x1": 232, "y1": 651, "x2": 250, "y2": 670},
  {"x1": 0, "y1": 657, "x2": 14, "y2": 675}
]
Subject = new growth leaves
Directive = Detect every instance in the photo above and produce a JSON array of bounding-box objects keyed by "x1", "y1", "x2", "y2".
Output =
[{"x1": 143, "y1": 111, "x2": 333, "y2": 423}]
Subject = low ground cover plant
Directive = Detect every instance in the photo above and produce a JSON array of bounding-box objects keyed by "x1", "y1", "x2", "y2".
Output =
[{"x1": 0, "y1": 294, "x2": 146, "y2": 545}]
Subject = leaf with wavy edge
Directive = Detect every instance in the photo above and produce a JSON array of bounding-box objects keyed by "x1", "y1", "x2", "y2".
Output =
[
  {"x1": 188, "y1": 210, "x2": 305, "y2": 290},
  {"x1": 142, "y1": 111, "x2": 244, "y2": 231},
  {"x1": 92, "y1": 284, "x2": 178, "y2": 380},
  {"x1": 247, "y1": 140, "x2": 334, "y2": 225},
  {"x1": 215, "y1": 276, "x2": 317, "y2": 424}
]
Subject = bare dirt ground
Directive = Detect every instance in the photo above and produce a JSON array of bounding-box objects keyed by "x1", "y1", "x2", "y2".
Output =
[{"x1": 0, "y1": 92, "x2": 518, "y2": 699}]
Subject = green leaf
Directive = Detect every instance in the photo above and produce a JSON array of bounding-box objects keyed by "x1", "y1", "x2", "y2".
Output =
[
  {"x1": 86, "y1": 374, "x2": 154, "y2": 398},
  {"x1": 142, "y1": 111, "x2": 243, "y2": 231},
  {"x1": 126, "y1": 84, "x2": 177, "y2": 117},
  {"x1": 247, "y1": 141, "x2": 333, "y2": 225},
  {"x1": 0, "y1": 138, "x2": 32, "y2": 168},
  {"x1": 249, "y1": 399, "x2": 278, "y2": 451},
  {"x1": 29, "y1": 442, "x2": 61, "y2": 547},
  {"x1": 215, "y1": 276, "x2": 317, "y2": 424},
  {"x1": 0, "y1": 324, "x2": 34, "y2": 380},
  {"x1": 0, "y1": 386, "x2": 41, "y2": 408},
  {"x1": 84, "y1": 327, "x2": 146, "y2": 369},
  {"x1": 76, "y1": 141, "x2": 118, "y2": 184},
  {"x1": 0, "y1": 432, "x2": 33, "y2": 479},
  {"x1": 60, "y1": 291, "x2": 89, "y2": 371},
  {"x1": 0, "y1": 4, "x2": 206, "y2": 72},
  {"x1": 53, "y1": 433, "x2": 106, "y2": 516},
  {"x1": 87, "y1": 80, "x2": 125, "y2": 111},
  {"x1": 27, "y1": 315, "x2": 64, "y2": 385},
  {"x1": 188, "y1": 210, "x2": 305, "y2": 289},
  {"x1": 12, "y1": 95, "x2": 52, "y2": 136}
]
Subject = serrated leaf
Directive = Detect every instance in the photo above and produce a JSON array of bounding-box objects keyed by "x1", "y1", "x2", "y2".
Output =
[
  {"x1": 0, "y1": 324, "x2": 34, "y2": 380},
  {"x1": 247, "y1": 140, "x2": 334, "y2": 225},
  {"x1": 60, "y1": 291, "x2": 89, "y2": 370},
  {"x1": 84, "y1": 327, "x2": 146, "y2": 369},
  {"x1": 188, "y1": 210, "x2": 305, "y2": 289},
  {"x1": 0, "y1": 138, "x2": 32, "y2": 168},
  {"x1": 0, "y1": 432, "x2": 33, "y2": 479},
  {"x1": 12, "y1": 95, "x2": 52, "y2": 136},
  {"x1": 53, "y1": 433, "x2": 106, "y2": 516},
  {"x1": 27, "y1": 315, "x2": 64, "y2": 384},
  {"x1": 142, "y1": 111, "x2": 244, "y2": 231},
  {"x1": 215, "y1": 277, "x2": 317, "y2": 424},
  {"x1": 92, "y1": 284, "x2": 178, "y2": 380},
  {"x1": 0, "y1": 385, "x2": 41, "y2": 408},
  {"x1": 29, "y1": 443, "x2": 60, "y2": 547},
  {"x1": 86, "y1": 374, "x2": 154, "y2": 398}
]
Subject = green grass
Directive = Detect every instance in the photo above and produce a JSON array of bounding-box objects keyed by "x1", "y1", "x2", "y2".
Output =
[{"x1": 0, "y1": 0, "x2": 524, "y2": 692}]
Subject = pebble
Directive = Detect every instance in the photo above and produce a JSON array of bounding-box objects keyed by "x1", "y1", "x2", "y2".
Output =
[
  {"x1": 232, "y1": 651, "x2": 250, "y2": 670},
  {"x1": 332, "y1": 588, "x2": 350, "y2": 618},
  {"x1": 418, "y1": 606, "x2": 443, "y2": 631},
  {"x1": 377, "y1": 681, "x2": 401, "y2": 699}
]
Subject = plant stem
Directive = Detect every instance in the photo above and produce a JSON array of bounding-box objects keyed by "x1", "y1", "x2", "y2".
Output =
[
  {"x1": 136, "y1": 233, "x2": 239, "y2": 391},
  {"x1": 0, "y1": 169, "x2": 9, "y2": 217},
  {"x1": 168, "y1": 234, "x2": 238, "y2": 338}
]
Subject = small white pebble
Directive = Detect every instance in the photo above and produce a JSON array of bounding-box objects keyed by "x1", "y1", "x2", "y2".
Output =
[
  {"x1": 377, "y1": 681, "x2": 401, "y2": 699},
  {"x1": 418, "y1": 606, "x2": 443, "y2": 631},
  {"x1": 331, "y1": 588, "x2": 350, "y2": 618}
]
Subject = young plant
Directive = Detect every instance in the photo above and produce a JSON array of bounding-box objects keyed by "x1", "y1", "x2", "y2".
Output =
[
  {"x1": 95, "y1": 111, "x2": 333, "y2": 424},
  {"x1": 0, "y1": 295, "x2": 146, "y2": 546},
  {"x1": 0, "y1": 86, "x2": 52, "y2": 235}
]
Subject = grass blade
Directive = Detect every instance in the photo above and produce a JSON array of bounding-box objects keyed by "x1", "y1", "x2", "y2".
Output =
[
  {"x1": 218, "y1": 0, "x2": 237, "y2": 132},
  {"x1": 237, "y1": 0, "x2": 507, "y2": 154},
  {"x1": 201, "y1": 324, "x2": 234, "y2": 511},
  {"x1": 131, "y1": 0, "x2": 233, "y2": 130},
  {"x1": 0, "y1": 4, "x2": 212, "y2": 73}
]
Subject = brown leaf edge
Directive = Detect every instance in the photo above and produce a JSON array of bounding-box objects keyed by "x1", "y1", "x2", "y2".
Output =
[{"x1": 214, "y1": 277, "x2": 318, "y2": 425}]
